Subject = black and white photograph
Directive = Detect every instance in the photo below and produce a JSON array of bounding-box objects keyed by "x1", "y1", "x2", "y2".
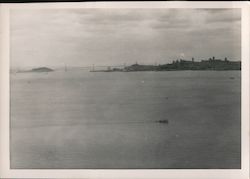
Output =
[{"x1": 0, "y1": 1, "x2": 249, "y2": 179}]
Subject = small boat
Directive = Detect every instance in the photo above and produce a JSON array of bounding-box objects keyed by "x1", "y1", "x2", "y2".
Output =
[{"x1": 156, "y1": 120, "x2": 169, "y2": 124}]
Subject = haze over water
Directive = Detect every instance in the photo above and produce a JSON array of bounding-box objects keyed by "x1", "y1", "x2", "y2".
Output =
[{"x1": 10, "y1": 70, "x2": 241, "y2": 169}]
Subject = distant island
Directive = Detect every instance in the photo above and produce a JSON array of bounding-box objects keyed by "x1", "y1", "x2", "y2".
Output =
[
  {"x1": 91, "y1": 57, "x2": 241, "y2": 72},
  {"x1": 17, "y1": 67, "x2": 54, "y2": 73},
  {"x1": 29, "y1": 67, "x2": 54, "y2": 72}
]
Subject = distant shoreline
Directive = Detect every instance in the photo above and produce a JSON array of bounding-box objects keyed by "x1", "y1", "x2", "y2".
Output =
[
  {"x1": 90, "y1": 69, "x2": 241, "y2": 73},
  {"x1": 11, "y1": 57, "x2": 241, "y2": 73},
  {"x1": 91, "y1": 57, "x2": 241, "y2": 72}
]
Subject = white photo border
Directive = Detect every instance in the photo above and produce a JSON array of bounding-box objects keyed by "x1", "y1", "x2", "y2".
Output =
[{"x1": 0, "y1": 1, "x2": 249, "y2": 179}]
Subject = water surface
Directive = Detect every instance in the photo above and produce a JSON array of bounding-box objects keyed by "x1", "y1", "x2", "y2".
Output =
[{"x1": 10, "y1": 70, "x2": 241, "y2": 168}]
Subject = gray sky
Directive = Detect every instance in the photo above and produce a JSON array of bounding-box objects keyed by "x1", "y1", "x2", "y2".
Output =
[{"x1": 10, "y1": 8, "x2": 241, "y2": 68}]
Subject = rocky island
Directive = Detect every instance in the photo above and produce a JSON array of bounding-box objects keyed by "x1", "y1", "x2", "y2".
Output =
[
  {"x1": 18, "y1": 67, "x2": 54, "y2": 73},
  {"x1": 30, "y1": 67, "x2": 54, "y2": 72}
]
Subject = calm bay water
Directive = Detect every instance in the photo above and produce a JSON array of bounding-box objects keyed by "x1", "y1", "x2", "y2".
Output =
[{"x1": 10, "y1": 70, "x2": 241, "y2": 169}]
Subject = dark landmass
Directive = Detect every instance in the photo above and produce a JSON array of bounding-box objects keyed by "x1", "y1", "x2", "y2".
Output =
[
  {"x1": 30, "y1": 67, "x2": 54, "y2": 72},
  {"x1": 90, "y1": 67, "x2": 124, "y2": 72},
  {"x1": 91, "y1": 57, "x2": 241, "y2": 72},
  {"x1": 18, "y1": 67, "x2": 54, "y2": 73}
]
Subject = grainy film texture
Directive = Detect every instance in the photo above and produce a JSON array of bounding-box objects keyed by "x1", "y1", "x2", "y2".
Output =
[{"x1": 10, "y1": 8, "x2": 241, "y2": 169}]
